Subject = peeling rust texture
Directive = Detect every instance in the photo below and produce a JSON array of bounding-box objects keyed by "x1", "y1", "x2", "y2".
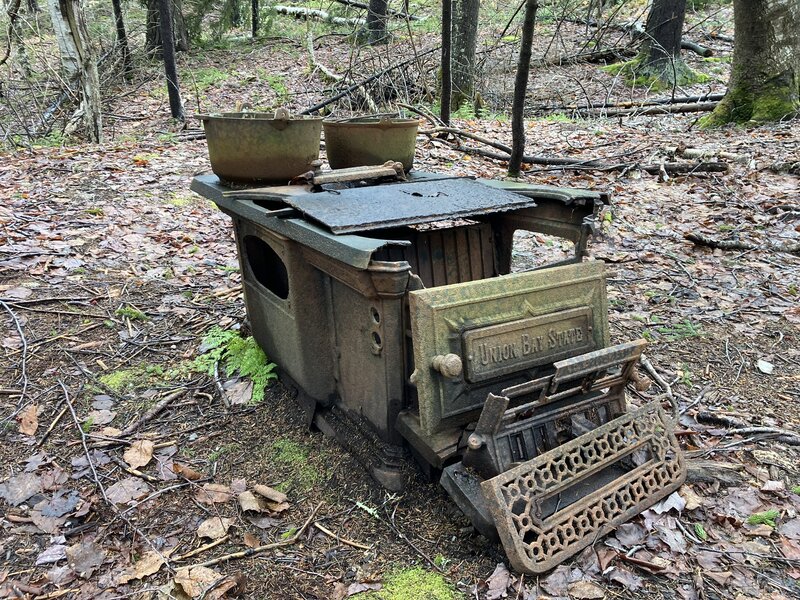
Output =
[
  {"x1": 283, "y1": 178, "x2": 538, "y2": 234},
  {"x1": 480, "y1": 401, "x2": 686, "y2": 574}
]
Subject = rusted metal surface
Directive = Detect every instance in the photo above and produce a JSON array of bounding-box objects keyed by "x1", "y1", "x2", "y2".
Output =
[
  {"x1": 283, "y1": 178, "x2": 539, "y2": 234},
  {"x1": 324, "y1": 117, "x2": 419, "y2": 171},
  {"x1": 480, "y1": 401, "x2": 686, "y2": 574},
  {"x1": 409, "y1": 261, "x2": 609, "y2": 434}
]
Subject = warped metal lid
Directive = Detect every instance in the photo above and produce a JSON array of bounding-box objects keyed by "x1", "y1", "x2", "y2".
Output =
[{"x1": 283, "y1": 178, "x2": 538, "y2": 234}]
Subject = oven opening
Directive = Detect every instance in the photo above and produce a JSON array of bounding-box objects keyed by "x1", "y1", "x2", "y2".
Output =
[
  {"x1": 244, "y1": 235, "x2": 289, "y2": 299},
  {"x1": 511, "y1": 231, "x2": 576, "y2": 272}
]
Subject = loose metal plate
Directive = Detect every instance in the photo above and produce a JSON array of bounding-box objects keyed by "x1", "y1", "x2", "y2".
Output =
[
  {"x1": 480, "y1": 401, "x2": 686, "y2": 574},
  {"x1": 282, "y1": 178, "x2": 539, "y2": 234},
  {"x1": 409, "y1": 261, "x2": 609, "y2": 434},
  {"x1": 462, "y1": 307, "x2": 594, "y2": 383}
]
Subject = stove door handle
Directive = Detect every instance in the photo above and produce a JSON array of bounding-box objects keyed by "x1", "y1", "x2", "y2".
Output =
[{"x1": 432, "y1": 354, "x2": 463, "y2": 379}]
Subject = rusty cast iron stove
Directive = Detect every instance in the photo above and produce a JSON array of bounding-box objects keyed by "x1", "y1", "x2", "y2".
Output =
[{"x1": 191, "y1": 171, "x2": 686, "y2": 574}]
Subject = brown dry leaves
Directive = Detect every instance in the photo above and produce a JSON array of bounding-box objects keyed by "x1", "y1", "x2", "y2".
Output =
[{"x1": 123, "y1": 440, "x2": 154, "y2": 469}]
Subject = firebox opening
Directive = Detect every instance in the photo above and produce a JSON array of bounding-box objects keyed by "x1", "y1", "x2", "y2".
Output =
[{"x1": 244, "y1": 235, "x2": 289, "y2": 299}]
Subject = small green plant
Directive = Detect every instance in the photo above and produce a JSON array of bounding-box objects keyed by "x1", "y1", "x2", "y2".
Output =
[
  {"x1": 192, "y1": 326, "x2": 277, "y2": 403},
  {"x1": 792, "y1": 485, "x2": 800, "y2": 494},
  {"x1": 99, "y1": 369, "x2": 139, "y2": 392},
  {"x1": 280, "y1": 527, "x2": 298, "y2": 539},
  {"x1": 193, "y1": 66, "x2": 229, "y2": 91},
  {"x1": 718, "y1": 224, "x2": 734, "y2": 232},
  {"x1": 362, "y1": 567, "x2": 462, "y2": 599},
  {"x1": 265, "y1": 74, "x2": 290, "y2": 104},
  {"x1": 541, "y1": 112, "x2": 572, "y2": 123},
  {"x1": 115, "y1": 305, "x2": 147, "y2": 321},
  {"x1": 86, "y1": 207, "x2": 104, "y2": 216},
  {"x1": 208, "y1": 443, "x2": 239, "y2": 462},
  {"x1": 433, "y1": 554, "x2": 451, "y2": 569},
  {"x1": 746, "y1": 509, "x2": 780, "y2": 527},
  {"x1": 694, "y1": 523, "x2": 708, "y2": 541},
  {"x1": 654, "y1": 320, "x2": 702, "y2": 341},
  {"x1": 81, "y1": 415, "x2": 95, "y2": 433},
  {"x1": 678, "y1": 365, "x2": 693, "y2": 387}
]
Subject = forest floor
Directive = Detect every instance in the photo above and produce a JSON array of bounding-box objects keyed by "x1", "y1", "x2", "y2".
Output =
[{"x1": 1, "y1": 9, "x2": 800, "y2": 600}]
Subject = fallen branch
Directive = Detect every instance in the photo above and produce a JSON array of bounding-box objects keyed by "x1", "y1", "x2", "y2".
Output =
[
  {"x1": 331, "y1": 0, "x2": 423, "y2": 20},
  {"x1": 684, "y1": 233, "x2": 800, "y2": 256},
  {"x1": 431, "y1": 133, "x2": 728, "y2": 175},
  {"x1": 174, "y1": 536, "x2": 230, "y2": 561},
  {"x1": 640, "y1": 353, "x2": 677, "y2": 419},
  {"x1": 306, "y1": 29, "x2": 342, "y2": 83},
  {"x1": 300, "y1": 46, "x2": 439, "y2": 115},
  {"x1": 695, "y1": 412, "x2": 800, "y2": 445},
  {"x1": 273, "y1": 5, "x2": 364, "y2": 26},
  {"x1": 188, "y1": 503, "x2": 322, "y2": 568},
  {"x1": 531, "y1": 92, "x2": 725, "y2": 113},
  {"x1": 681, "y1": 39, "x2": 713, "y2": 57},
  {"x1": 0, "y1": 300, "x2": 28, "y2": 407},
  {"x1": 665, "y1": 145, "x2": 749, "y2": 164},
  {"x1": 120, "y1": 388, "x2": 186, "y2": 436},
  {"x1": 580, "y1": 101, "x2": 718, "y2": 117}
]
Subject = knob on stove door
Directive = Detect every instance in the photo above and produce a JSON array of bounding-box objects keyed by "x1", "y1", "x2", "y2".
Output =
[{"x1": 432, "y1": 354, "x2": 463, "y2": 379}]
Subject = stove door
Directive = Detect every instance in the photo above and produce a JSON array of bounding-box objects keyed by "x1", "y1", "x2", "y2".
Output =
[{"x1": 409, "y1": 260, "x2": 610, "y2": 434}]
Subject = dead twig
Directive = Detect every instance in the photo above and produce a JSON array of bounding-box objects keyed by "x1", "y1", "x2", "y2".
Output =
[
  {"x1": 313, "y1": 521, "x2": 372, "y2": 550},
  {"x1": 684, "y1": 232, "x2": 800, "y2": 256},
  {"x1": 174, "y1": 535, "x2": 231, "y2": 561},
  {"x1": 36, "y1": 404, "x2": 67, "y2": 448},
  {"x1": 188, "y1": 503, "x2": 322, "y2": 568},
  {"x1": 1, "y1": 299, "x2": 28, "y2": 406},
  {"x1": 120, "y1": 388, "x2": 187, "y2": 437},
  {"x1": 639, "y1": 354, "x2": 677, "y2": 419}
]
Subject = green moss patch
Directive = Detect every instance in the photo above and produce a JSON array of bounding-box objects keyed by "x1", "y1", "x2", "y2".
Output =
[
  {"x1": 602, "y1": 54, "x2": 708, "y2": 89},
  {"x1": 364, "y1": 567, "x2": 462, "y2": 600},
  {"x1": 270, "y1": 439, "x2": 322, "y2": 491}
]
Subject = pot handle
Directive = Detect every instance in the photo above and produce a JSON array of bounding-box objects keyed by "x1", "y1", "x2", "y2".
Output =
[
  {"x1": 379, "y1": 116, "x2": 393, "y2": 129},
  {"x1": 274, "y1": 107, "x2": 291, "y2": 121}
]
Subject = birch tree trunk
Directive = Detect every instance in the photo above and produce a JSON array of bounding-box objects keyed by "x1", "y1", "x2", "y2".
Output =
[
  {"x1": 702, "y1": 0, "x2": 800, "y2": 124},
  {"x1": 47, "y1": 0, "x2": 102, "y2": 142}
]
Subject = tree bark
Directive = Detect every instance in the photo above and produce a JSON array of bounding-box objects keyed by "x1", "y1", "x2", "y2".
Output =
[
  {"x1": 451, "y1": 0, "x2": 480, "y2": 110},
  {"x1": 230, "y1": 0, "x2": 242, "y2": 26},
  {"x1": 364, "y1": 0, "x2": 388, "y2": 44},
  {"x1": 633, "y1": 0, "x2": 693, "y2": 85},
  {"x1": 146, "y1": 0, "x2": 189, "y2": 55},
  {"x1": 440, "y1": 0, "x2": 452, "y2": 124},
  {"x1": 703, "y1": 0, "x2": 800, "y2": 124},
  {"x1": 47, "y1": 0, "x2": 102, "y2": 142},
  {"x1": 158, "y1": 0, "x2": 184, "y2": 120},
  {"x1": 251, "y1": 0, "x2": 259, "y2": 37},
  {"x1": 110, "y1": 0, "x2": 132, "y2": 79},
  {"x1": 508, "y1": 0, "x2": 538, "y2": 177}
]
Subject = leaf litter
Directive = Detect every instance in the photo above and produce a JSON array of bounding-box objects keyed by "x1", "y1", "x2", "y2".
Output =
[{"x1": 0, "y1": 14, "x2": 798, "y2": 600}]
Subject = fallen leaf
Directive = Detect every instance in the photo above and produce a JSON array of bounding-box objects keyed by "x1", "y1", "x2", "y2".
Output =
[
  {"x1": 253, "y1": 484, "x2": 288, "y2": 504},
  {"x1": 705, "y1": 571, "x2": 732, "y2": 585},
  {"x1": 66, "y1": 541, "x2": 105, "y2": 578},
  {"x1": 780, "y1": 538, "x2": 800, "y2": 561},
  {"x1": 761, "y1": 480, "x2": 785, "y2": 492},
  {"x1": 485, "y1": 563, "x2": 512, "y2": 600},
  {"x1": 4, "y1": 286, "x2": 33, "y2": 299},
  {"x1": 778, "y1": 518, "x2": 800, "y2": 540},
  {"x1": 230, "y1": 478, "x2": 247, "y2": 494},
  {"x1": 86, "y1": 409, "x2": 116, "y2": 426},
  {"x1": 30, "y1": 499, "x2": 68, "y2": 534},
  {"x1": 197, "y1": 517, "x2": 235, "y2": 540},
  {"x1": 224, "y1": 379, "x2": 253, "y2": 405},
  {"x1": 613, "y1": 523, "x2": 647, "y2": 548},
  {"x1": 238, "y1": 491, "x2": 265, "y2": 513},
  {"x1": 123, "y1": 440, "x2": 154, "y2": 469},
  {"x1": 243, "y1": 532, "x2": 260, "y2": 548},
  {"x1": 541, "y1": 565, "x2": 572, "y2": 596},
  {"x1": 17, "y1": 404, "x2": 38, "y2": 436},
  {"x1": 679, "y1": 485, "x2": 703, "y2": 511},
  {"x1": 174, "y1": 566, "x2": 224, "y2": 598},
  {"x1": 651, "y1": 491, "x2": 686, "y2": 514},
  {"x1": 195, "y1": 483, "x2": 233, "y2": 504},
  {"x1": 247, "y1": 515, "x2": 280, "y2": 529},
  {"x1": 263, "y1": 500, "x2": 290, "y2": 514},
  {"x1": 117, "y1": 550, "x2": 167, "y2": 584},
  {"x1": 756, "y1": 359, "x2": 774, "y2": 374},
  {"x1": 105, "y1": 477, "x2": 150, "y2": 505},
  {"x1": 0, "y1": 472, "x2": 42, "y2": 506},
  {"x1": 172, "y1": 463, "x2": 203, "y2": 481},
  {"x1": 36, "y1": 544, "x2": 67, "y2": 566},
  {"x1": 569, "y1": 580, "x2": 606, "y2": 599},
  {"x1": 41, "y1": 489, "x2": 80, "y2": 517},
  {"x1": 91, "y1": 395, "x2": 115, "y2": 410},
  {"x1": 605, "y1": 566, "x2": 643, "y2": 590},
  {"x1": 347, "y1": 582, "x2": 382, "y2": 596}
]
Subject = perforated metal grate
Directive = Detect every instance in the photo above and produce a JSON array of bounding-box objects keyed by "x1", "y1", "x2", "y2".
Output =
[{"x1": 481, "y1": 401, "x2": 686, "y2": 574}]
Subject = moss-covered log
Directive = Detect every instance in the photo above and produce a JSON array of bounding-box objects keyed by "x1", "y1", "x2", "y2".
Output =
[{"x1": 701, "y1": 0, "x2": 800, "y2": 125}]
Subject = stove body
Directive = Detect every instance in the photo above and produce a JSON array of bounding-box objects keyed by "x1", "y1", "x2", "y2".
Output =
[{"x1": 191, "y1": 173, "x2": 685, "y2": 574}]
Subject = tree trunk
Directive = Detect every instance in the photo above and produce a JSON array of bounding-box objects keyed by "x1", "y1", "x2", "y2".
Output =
[
  {"x1": 27, "y1": 0, "x2": 39, "y2": 13},
  {"x1": 47, "y1": 0, "x2": 102, "y2": 142},
  {"x1": 110, "y1": 0, "x2": 132, "y2": 79},
  {"x1": 703, "y1": 0, "x2": 800, "y2": 124},
  {"x1": 451, "y1": 0, "x2": 480, "y2": 110},
  {"x1": 508, "y1": 0, "x2": 538, "y2": 177},
  {"x1": 440, "y1": 0, "x2": 452, "y2": 124},
  {"x1": 634, "y1": 0, "x2": 692, "y2": 85},
  {"x1": 363, "y1": 0, "x2": 389, "y2": 44},
  {"x1": 251, "y1": 0, "x2": 259, "y2": 37},
  {"x1": 230, "y1": 0, "x2": 242, "y2": 26},
  {"x1": 158, "y1": 0, "x2": 184, "y2": 120},
  {"x1": 146, "y1": 0, "x2": 189, "y2": 55},
  {"x1": 8, "y1": 0, "x2": 32, "y2": 77}
]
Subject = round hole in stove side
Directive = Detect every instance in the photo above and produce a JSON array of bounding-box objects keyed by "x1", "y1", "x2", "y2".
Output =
[{"x1": 243, "y1": 235, "x2": 289, "y2": 300}]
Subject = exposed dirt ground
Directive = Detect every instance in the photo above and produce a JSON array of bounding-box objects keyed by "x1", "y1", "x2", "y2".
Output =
[{"x1": 1, "y1": 7, "x2": 800, "y2": 600}]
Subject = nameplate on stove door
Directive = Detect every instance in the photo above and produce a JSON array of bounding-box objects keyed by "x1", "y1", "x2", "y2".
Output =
[{"x1": 462, "y1": 308, "x2": 595, "y2": 382}]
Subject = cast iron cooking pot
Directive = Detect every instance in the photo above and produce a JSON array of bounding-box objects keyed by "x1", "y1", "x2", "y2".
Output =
[
  {"x1": 198, "y1": 109, "x2": 322, "y2": 183},
  {"x1": 323, "y1": 116, "x2": 418, "y2": 171}
]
